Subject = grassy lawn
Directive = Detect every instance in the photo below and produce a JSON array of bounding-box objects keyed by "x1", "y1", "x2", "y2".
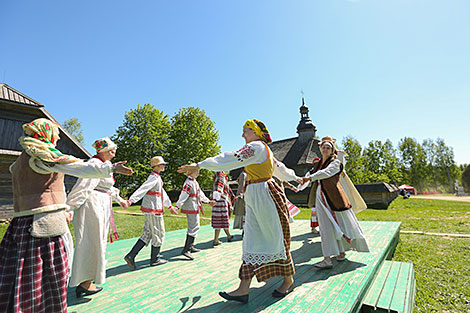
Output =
[{"x1": 1, "y1": 198, "x2": 469, "y2": 312}]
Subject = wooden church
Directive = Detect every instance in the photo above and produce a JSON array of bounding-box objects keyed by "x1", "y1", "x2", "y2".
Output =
[{"x1": 0, "y1": 83, "x2": 91, "y2": 217}]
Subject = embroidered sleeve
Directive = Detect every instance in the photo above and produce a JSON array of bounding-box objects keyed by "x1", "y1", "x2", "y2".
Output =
[
  {"x1": 198, "y1": 142, "x2": 267, "y2": 172},
  {"x1": 176, "y1": 180, "x2": 192, "y2": 208}
]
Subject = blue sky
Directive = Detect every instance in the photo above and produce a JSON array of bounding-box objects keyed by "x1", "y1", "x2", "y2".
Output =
[{"x1": 2, "y1": 0, "x2": 469, "y2": 164}]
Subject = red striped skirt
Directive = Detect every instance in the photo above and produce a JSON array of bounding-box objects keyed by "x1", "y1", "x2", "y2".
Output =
[
  {"x1": 0, "y1": 216, "x2": 69, "y2": 313},
  {"x1": 211, "y1": 199, "x2": 230, "y2": 229}
]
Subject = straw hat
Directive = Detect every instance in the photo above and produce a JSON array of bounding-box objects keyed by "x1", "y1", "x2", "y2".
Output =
[{"x1": 150, "y1": 156, "x2": 167, "y2": 167}]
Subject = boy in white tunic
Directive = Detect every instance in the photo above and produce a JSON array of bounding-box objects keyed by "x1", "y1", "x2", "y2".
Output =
[
  {"x1": 123, "y1": 156, "x2": 177, "y2": 269},
  {"x1": 175, "y1": 167, "x2": 215, "y2": 260}
]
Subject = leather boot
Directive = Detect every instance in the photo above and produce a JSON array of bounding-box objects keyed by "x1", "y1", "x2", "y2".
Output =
[
  {"x1": 181, "y1": 234, "x2": 194, "y2": 260},
  {"x1": 190, "y1": 238, "x2": 200, "y2": 253},
  {"x1": 150, "y1": 246, "x2": 168, "y2": 266},
  {"x1": 124, "y1": 239, "x2": 146, "y2": 270}
]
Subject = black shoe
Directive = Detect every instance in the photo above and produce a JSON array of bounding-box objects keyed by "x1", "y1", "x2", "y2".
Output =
[
  {"x1": 124, "y1": 239, "x2": 146, "y2": 270},
  {"x1": 227, "y1": 235, "x2": 233, "y2": 242},
  {"x1": 219, "y1": 291, "x2": 249, "y2": 304},
  {"x1": 150, "y1": 246, "x2": 168, "y2": 266},
  {"x1": 75, "y1": 285, "x2": 103, "y2": 298},
  {"x1": 272, "y1": 284, "x2": 295, "y2": 298}
]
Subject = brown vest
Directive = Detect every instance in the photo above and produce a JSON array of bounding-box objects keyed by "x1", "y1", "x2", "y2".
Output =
[
  {"x1": 307, "y1": 156, "x2": 352, "y2": 212},
  {"x1": 12, "y1": 152, "x2": 66, "y2": 213}
]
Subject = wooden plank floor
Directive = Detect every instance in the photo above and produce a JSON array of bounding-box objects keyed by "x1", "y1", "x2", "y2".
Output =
[{"x1": 67, "y1": 220, "x2": 401, "y2": 313}]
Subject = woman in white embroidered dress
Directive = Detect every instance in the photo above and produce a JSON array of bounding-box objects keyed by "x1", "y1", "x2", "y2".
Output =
[
  {"x1": 67, "y1": 137, "x2": 127, "y2": 297},
  {"x1": 301, "y1": 136, "x2": 369, "y2": 269},
  {"x1": 179, "y1": 119, "x2": 301, "y2": 303}
]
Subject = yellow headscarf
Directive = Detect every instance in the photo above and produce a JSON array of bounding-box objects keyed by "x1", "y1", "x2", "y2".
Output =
[{"x1": 244, "y1": 119, "x2": 272, "y2": 144}]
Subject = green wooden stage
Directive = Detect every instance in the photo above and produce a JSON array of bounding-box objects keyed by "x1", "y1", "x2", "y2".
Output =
[{"x1": 67, "y1": 220, "x2": 407, "y2": 313}]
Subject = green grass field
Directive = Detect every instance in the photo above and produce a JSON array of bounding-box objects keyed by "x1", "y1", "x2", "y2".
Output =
[{"x1": 1, "y1": 198, "x2": 469, "y2": 312}]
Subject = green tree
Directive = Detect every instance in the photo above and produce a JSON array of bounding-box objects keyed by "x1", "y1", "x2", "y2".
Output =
[
  {"x1": 166, "y1": 107, "x2": 221, "y2": 190},
  {"x1": 398, "y1": 137, "x2": 427, "y2": 192},
  {"x1": 361, "y1": 140, "x2": 401, "y2": 184},
  {"x1": 112, "y1": 104, "x2": 171, "y2": 195},
  {"x1": 462, "y1": 165, "x2": 470, "y2": 193},
  {"x1": 63, "y1": 118, "x2": 84, "y2": 144},
  {"x1": 341, "y1": 136, "x2": 365, "y2": 184}
]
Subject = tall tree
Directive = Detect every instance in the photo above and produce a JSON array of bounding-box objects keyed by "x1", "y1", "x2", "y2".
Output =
[
  {"x1": 398, "y1": 137, "x2": 427, "y2": 192},
  {"x1": 341, "y1": 136, "x2": 366, "y2": 184},
  {"x1": 112, "y1": 104, "x2": 171, "y2": 195},
  {"x1": 462, "y1": 165, "x2": 470, "y2": 193},
  {"x1": 63, "y1": 118, "x2": 84, "y2": 144},
  {"x1": 166, "y1": 107, "x2": 221, "y2": 189}
]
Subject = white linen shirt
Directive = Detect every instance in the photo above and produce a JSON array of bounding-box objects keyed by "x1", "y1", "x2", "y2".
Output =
[
  {"x1": 128, "y1": 171, "x2": 172, "y2": 215},
  {"x1": 176, "y1": 177, "x2": 210, "y2": 214}
]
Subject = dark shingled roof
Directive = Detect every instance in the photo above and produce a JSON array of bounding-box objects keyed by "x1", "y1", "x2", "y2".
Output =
[
  {"x1": 0, "y1": 83, "x2": 43, "y2": 107},
  {"x1": 270, "y1": 136, "x2": 321, "y2": 167}
]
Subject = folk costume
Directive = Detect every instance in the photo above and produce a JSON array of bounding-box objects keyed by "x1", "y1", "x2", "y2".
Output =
[
  {"x1": 212, "y1": 172, "x2": 234, "y2": 230},
  {"x1": 176, "y1": 175, "x2": 211, "y2": 259},
  {"x1": 198, "y1": 120, "x2": 300, "y2": 283},
  {"x1": 67, "y1": 137, "x2": 124, "y2": 289},
  {"x1": 232, "y1": 171, "x2": 246, "y2": 230},
  {"x1": 124, "y1": 156, "x2": 173, "y2": 268},
  {"x1": 273, "y1": 177, "x2": 300, "y2": 223},
  {"x1": 307, "y1": 138, "x2": 369, "y2": 266},
  {"x1": 304, "y1": 161, "x2": 320, "y2": 232},
  {"x1": 0, "y1": 119, "x2": 116, "y2": 313}
]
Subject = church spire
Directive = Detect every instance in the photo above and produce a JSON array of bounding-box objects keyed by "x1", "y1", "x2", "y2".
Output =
[{"x1": 296, "y1": 96, "x2": 316, "y2": 140}]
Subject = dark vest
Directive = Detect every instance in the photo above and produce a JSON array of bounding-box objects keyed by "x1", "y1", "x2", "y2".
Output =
[
  {"x1": 12, "y1": 152, "x2": 66, "y2": 213},
  {"x1": 307, "y1": 156, "x2": 352, "y2": 212}
]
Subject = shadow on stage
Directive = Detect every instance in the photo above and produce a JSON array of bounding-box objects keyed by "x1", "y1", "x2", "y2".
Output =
[{"x1": 104, "y1": 234, "x2": 244, "y2": 279}]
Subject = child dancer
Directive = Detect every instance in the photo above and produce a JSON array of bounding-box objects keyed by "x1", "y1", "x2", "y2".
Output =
[
  {"x1": 123, "y1": 156, "x2": 177, "y2": 269},
  {"x1": 175, "y1": 166, "x2": 214, "y2": 260},
  {"x1": 211, "y1": 172, "x2": 234, "y2": 246}
]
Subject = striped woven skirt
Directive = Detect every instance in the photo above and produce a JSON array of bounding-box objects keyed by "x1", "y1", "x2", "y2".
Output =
[
  {"x1": 0, "y1": 216, "x2": 69, "y2": 313},
  {"x1": 211, "y1": 199, "x2": 231, "y2": 229}
]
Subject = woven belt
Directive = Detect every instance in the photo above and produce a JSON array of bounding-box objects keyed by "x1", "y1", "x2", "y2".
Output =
[{"x1": 244, "y1": 177, "x2": 272, "y2": 192}]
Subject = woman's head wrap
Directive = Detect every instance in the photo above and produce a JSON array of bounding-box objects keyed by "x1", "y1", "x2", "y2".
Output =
[
  {"x1": 318, "y1": 136, "x2": 348, "y2": 158},
  {"x1": 92, "y1": 137, "x2": 117, "y2": 153},
  {"x1": 19, "y1": 118, "x2": 80, "y2": 165},
  {"x1": 319, "y1": 136, "x2": 336, "y2": 151},
  {"x1": 244, "y1": 119, "x2": 272, "y2": 144}
]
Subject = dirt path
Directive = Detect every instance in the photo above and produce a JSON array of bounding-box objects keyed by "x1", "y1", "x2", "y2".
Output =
[{"x1": 412, "y1": 195, "x2": 470, "y2": 202}]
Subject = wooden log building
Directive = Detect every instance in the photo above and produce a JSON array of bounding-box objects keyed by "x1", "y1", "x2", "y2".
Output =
[{"x1": 0, "y1": 83, "x2": 91, "y2": 218}]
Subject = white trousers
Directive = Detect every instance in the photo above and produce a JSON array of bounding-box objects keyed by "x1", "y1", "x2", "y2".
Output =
[
  {"x1": 140, "y1": 213, "x2": 165, "y2": 247},
  {"x1": 186, "y1": 214, "x2": 200, "y2": 237}
]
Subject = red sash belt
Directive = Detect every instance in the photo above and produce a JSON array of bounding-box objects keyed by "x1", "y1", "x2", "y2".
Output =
[
  {"x1": 146, "y1": 191, "x2": 162, "y2": 196},
  {"x1": 141, "y1": 207, "x2": 164, "y2": 215}
]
